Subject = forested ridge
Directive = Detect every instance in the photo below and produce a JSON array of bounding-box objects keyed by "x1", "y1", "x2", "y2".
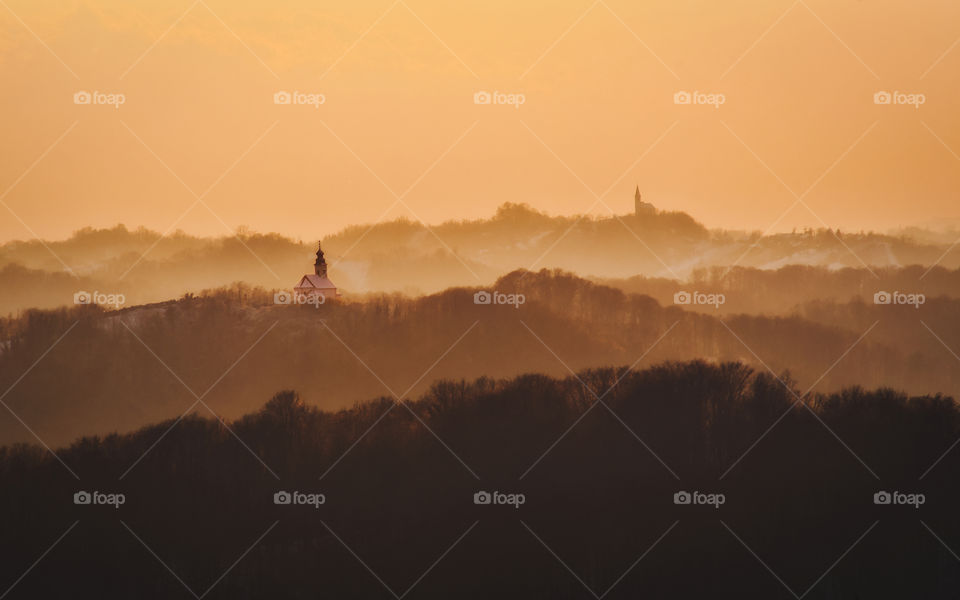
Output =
[{"x1": 2, "y1": 268, "x2": 959, "y2": 446}]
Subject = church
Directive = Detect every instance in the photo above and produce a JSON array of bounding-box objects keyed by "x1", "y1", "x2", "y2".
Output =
[
  {"x1": 634, "y1": 186, "x2": 656, "y2": 216},
  {"x1": 294, "y1": 242, "x2": 339, "y2": 300}
]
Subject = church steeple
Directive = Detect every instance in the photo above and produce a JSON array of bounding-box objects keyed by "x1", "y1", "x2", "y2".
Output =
[{"x1": 314, "y1": 242, "x2": 327, "y2": 277}]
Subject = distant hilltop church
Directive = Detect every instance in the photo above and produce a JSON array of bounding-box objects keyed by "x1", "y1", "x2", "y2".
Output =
[
  {"x1": 294, "y1": 242, "x2": 339, "y2": 299},
  {"x1": 635, "y1": 186, "x2": 656, "y2": 216}
]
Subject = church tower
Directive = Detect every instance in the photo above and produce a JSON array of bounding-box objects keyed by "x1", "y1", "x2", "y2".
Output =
[{"x1": 314, "y1": 242, "x2": 327, "y2": 277}]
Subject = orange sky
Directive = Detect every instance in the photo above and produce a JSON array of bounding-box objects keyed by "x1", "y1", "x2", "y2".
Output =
[{"x1": 1, "y1": 0, "x2": 959, "y2": 243}]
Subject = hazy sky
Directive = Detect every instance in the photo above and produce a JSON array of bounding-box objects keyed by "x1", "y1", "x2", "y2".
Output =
[{"x1": 1, "y1": 0, "x2": 959, "y2": 243}]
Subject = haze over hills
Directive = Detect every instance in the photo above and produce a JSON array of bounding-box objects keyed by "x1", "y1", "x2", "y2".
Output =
[
  {"x1": 2, "y1": 269, "x2": 958, "y2": 447},
  {"x1": 1, "y1": 202, "x2": 959, "y2": 316},
  {"x1": 5, "y1": 1, "x2": 960, "y2": 596},
  {"x1": 4, "y1": 202, "x2": 960, "y2": 447}
]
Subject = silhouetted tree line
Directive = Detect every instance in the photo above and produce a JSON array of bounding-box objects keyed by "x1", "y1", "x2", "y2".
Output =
[
  {"x1": 2, "y1": 270, "x2": 959, "y2": 446},
  {"x1": 0, "y1": 362, "x2": 957, "y2": 598}
]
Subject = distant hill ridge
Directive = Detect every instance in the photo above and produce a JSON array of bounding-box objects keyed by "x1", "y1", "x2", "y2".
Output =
[{"x1": 0, "y1": 202, "x2": 957, "y2": 315}]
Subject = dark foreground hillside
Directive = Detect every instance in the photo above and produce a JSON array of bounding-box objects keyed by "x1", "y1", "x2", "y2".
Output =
[{"x1": 1, "y1": 362, "x2": 958, "y2": 598}]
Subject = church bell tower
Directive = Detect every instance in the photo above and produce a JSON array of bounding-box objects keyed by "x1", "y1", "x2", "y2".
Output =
[{"x1": 314, "y1": 242, "x2": 328, "y2": 277}]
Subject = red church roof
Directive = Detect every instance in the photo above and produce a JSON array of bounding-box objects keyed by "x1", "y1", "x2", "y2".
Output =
[{"x1": 295, "y1": 274, "x2": 337, "y2": 290}]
